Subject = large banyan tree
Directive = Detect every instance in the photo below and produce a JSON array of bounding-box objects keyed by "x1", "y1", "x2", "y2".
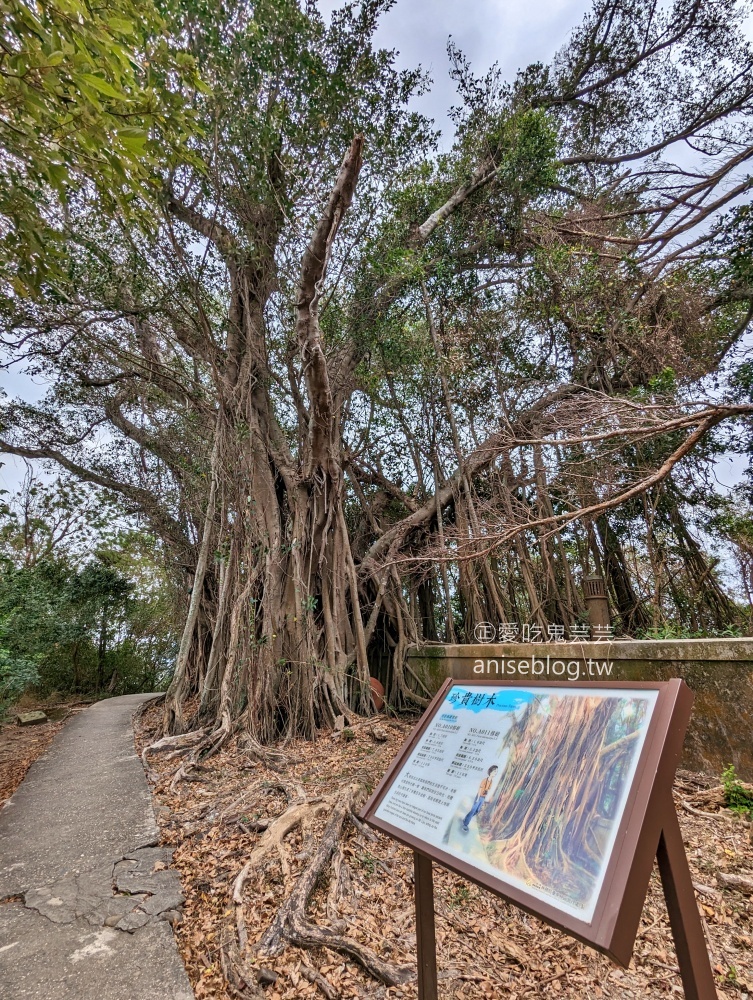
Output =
[{"x1": 2, "y1": 0, "x2": 753, "y2": 744}]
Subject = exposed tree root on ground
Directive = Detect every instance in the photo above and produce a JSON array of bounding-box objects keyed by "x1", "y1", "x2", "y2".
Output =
[
  {"x1": 223, "y1": 781, "x2": 413, "y2": 989},
  {"x1": 134, "y1": 705, "x2": 753, "y2": 1000},
  {"x1": 299, "y1": 961, "x2": 338, "y2": 999},
  {"x1": 254, "y1": 784, "x2": 413, "y2": 985},
  {"x1": 141, "y1": 729, "x2": 209, "y2": 783},
  {"x1": 142, "y1": 718, "x2": 239, "y2": 790},
  {"x1": 238, "y1": 734, "x2": 293, "y2": 773}
]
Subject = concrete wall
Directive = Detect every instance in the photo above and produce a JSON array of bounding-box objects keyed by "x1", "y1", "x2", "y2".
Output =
[{"x1": 406, "y1": 639, "x2": 753, "y2": 777}]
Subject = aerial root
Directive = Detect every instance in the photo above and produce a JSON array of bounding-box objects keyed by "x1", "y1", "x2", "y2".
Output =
[
  {"x1": 325, "y1": 842, "x2": 352, "y2": 931},
  {"x1": 239, "y1": 734, "x2": 292, "y2": 771},
  {"x1": 139, "y1": 724, "x2": 229, "y2": 791},
  {"x1": 680, "y1": 799, "x2": 737, "y2": 821},
  {"x1": 299, "y1": 962, "x2": 338, "y2": 999},
  {"x1": 233, "y1": 797, "x2": 331, "y2": 952},
  {"x1": 166, "y1": 722, "x2": 238, "y2": 790},
  {"x1": 219, "y1": 923, "x2": 264, "y2": 999}
]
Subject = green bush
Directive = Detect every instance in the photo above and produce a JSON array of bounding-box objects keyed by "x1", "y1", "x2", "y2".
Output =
[
  {"x1": 721, "y1": 764, "x2": 753, "y2": 817},
  {"x1": 0, "y1": 644, "x2": 40, "y2": 710},
  {"x1": 0, "y1": 556, "x2": 176, "y2": 702}
]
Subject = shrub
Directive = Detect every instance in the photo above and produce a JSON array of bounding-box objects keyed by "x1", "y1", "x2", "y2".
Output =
[{"x1": 721, "y1": 764, "x2": 753, "y2": 816}]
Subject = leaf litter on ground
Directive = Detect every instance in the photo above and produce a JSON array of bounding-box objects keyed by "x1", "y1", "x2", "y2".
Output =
[{"x1": 134, "y1": 704, "x2": 753, "y2": 1000}]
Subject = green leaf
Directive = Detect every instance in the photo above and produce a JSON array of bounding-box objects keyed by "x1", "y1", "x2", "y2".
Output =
[
  {"x1": 79, "y1": 74, "x2": 123, "y2": 100},
  {"x1": 107, "y1": 17, "x2": 136, "y2": 35},
  {"x1": 45, "y1": 162, "x2": 68, "y2": 190},
  {"x1": 117, "y1": 135, "x2": 146, "y2": 153}
]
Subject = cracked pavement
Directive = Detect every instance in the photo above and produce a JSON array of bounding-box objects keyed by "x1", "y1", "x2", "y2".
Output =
[{"x1": 0, "y1": 694, "x2": 195, "y2": 999}]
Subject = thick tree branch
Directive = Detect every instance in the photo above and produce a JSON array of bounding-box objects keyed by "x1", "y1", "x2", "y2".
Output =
[
  {"x1": 415, "y1": 159, "x2": 498, "y2": 243},
  {"x1": 0, "y1": 438, "x2": 189, "y2": 551},
  {"x1": 360, "y1": 402, "x2": 753, "y2": 574},
  {"x1": 167, "y1": 194, "x2": 238, "y2": 259},
  {"x1": 297, "y1": 134, "x2": 364, "y2": 475}
]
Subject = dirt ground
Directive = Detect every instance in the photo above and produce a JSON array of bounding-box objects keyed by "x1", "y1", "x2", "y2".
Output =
[
  {"x1": 0, "y1": 698, "x2": 88, "y2": 805},
  {"x1": 134, "y1": 703, "x2": 753, "y2": 1000}
]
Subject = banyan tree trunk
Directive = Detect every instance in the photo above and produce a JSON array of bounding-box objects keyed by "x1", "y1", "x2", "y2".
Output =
[
  {"x1": 596, "y1": 516, "x2": 652, "y2": 634},
  {"x1": 163, "y1": 137, "x2": 375, "y2": 741}
]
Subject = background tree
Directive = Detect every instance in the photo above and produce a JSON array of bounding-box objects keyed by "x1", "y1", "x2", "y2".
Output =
[{"x1": 0, "y1": 474, "x2": 178, "y2": 704}]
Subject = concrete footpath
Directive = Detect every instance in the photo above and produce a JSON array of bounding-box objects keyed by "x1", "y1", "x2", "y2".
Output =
[{"x1": 0, "y1": 694, "x2": 195, "y2": 1000}]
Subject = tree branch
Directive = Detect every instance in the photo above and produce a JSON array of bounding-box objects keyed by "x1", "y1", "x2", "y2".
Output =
[
  {"x1": 415, "y1": 160, "x2": 498, "y2": 243},
  {"x1": 0, "y1": 438, "x2": 189, "y2": 551},
  {"x1": 167, "y1": 194, "x2": 238, "y2": 259},
  {"x1": 297, "y1": 134, "x2": 364, "y2": 475}
]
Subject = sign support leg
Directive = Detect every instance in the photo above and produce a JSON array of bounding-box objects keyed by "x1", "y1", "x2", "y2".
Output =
[
  {"x1": 656, "y1": 804, "x2": 717, "y2": 1000},
  {"x1": 413, "y1": 849, "x2": 438, "y2": 1000}
]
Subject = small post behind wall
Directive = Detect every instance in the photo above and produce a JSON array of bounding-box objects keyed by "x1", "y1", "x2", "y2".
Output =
[{"x1": 584, "y1": 573, "x2": 610, "y2": 630}]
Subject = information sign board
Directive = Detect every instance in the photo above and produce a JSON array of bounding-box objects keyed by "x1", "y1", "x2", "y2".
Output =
[
  {"x1": 362, "y1": 678, "x2": 716, "y2": 1000},
  {"x1": 373, "y1": 683, "x2": 657, "y2": 922}
]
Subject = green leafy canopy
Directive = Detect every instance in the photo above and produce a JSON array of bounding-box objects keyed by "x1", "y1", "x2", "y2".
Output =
[{"x1": 0, "y1": 0, "x2": 204, "y2": 294}]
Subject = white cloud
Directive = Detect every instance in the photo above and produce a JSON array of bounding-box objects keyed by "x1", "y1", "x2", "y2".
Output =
[{"x1": 319, "y1": 0, "x2": 590, "y2": 139}]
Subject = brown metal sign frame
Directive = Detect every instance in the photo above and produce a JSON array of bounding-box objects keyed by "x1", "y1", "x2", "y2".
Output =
[{"x1": 360, "y1": 678, "x2": 715, "y2": 1000}]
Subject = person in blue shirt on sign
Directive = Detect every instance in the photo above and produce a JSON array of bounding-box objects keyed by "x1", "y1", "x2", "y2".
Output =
[{"x1": 462, "y1": 765, "x2": 498, "y2": 831}]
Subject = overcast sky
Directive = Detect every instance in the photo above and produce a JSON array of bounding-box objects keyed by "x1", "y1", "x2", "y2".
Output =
[
  {"x1": 321, "y1": 0, "x2": 590, "y2": 140},
  {"x1": 0, "y1": 0, "x2": 594, "y2": 492}
]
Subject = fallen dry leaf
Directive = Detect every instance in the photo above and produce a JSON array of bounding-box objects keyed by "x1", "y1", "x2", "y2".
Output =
[{"x1": 133, "y1": 703, "x2": 753, "y2": 1000}]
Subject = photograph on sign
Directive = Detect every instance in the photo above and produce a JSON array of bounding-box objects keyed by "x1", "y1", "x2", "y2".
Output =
[{"x1": 373, "y1": 685, "x2": 658, "y2": 921}]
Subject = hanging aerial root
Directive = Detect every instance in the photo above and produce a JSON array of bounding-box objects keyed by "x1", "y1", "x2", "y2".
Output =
[{"x1": 228, "y1": 781, "x2": 413, "y2": 988}]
